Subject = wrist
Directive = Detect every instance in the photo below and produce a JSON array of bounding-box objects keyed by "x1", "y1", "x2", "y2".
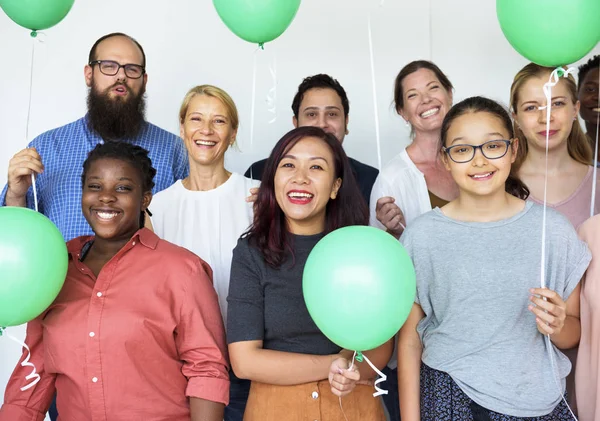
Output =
[{"x1": 5, "y1": 189, "x2": 26, "y2": 206}]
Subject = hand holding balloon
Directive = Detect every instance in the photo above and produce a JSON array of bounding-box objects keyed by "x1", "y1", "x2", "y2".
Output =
[
  {"x1": 529, "y1": 288, "x2": 567, "y2": 336},
  {"x1": 6, "y1": 147, "x2": 44, "y2": 207},
  {"x1": 328, "y1": 357, "x2": 360, "y2": 398}
]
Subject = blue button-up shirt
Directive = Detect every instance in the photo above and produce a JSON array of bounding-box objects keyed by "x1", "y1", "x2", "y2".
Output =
[{"x1": 0, "y1": 116, "x2": 188, "y2": 241}]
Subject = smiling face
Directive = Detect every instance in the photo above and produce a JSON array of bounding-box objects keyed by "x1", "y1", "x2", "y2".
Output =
[
  {"x1": 513, "y1": 73, "x2": 580, "y2": 153},
  {"x1": 442, "y1": 111, "x2": 518, "y2": 199},
  {"x1": 180, "y1": 94, "x2": 237, "y2": 167},
  {"x1": 274, "y1": 136, "x2": 342, "y2": 235},
  {"x1": 398, "y1": 68, "x2": 453, "y2": 134},
  {"x1": 293, "y1": 88, "x2": 348, "y2": 143},
  {"x1": 82, "y1": 157, "x2": 151, "y2": 242}
]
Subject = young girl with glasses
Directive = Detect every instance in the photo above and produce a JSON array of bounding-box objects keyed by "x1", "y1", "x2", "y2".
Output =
[{"x1": 396, "y1": 96, "x2": 590, "y2": 420}]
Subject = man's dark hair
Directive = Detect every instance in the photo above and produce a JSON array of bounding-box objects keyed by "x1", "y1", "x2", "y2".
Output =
[{"x1": 291, "y1": 74, "x2": 349, "y2": 118}]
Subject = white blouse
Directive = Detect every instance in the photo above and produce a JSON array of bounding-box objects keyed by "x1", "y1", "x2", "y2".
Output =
[
  {"x1": 150, "y1": 172, "x2": 260, "y2": 326},
  {"x1": 369, "y1": 148, "x2": 432, "y2": 230}
]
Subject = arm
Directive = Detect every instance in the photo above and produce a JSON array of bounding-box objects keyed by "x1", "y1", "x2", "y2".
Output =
[
  {"x1": 176, "y1": 258, "x2": 229, "y2": 408},
  {"x1": 0, "y1": 319, "x2": 57, "y2": 421},
  {"x1": 529, "y1": 284, "x2": 581, "y2": 349},
  {"x1": 397, "y1": 304, "x2": 425, "y2": 421},
  {"x1": 190, "y1": 397, "x2": 224, "y2": 421},
  {"x1": 229, "y1": 341, "x2": 351, "y2": 385}
]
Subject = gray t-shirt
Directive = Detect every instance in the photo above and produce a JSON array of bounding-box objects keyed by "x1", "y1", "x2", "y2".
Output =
[
  {"x1": 227, "y1": 234, "x2": 342, "y2": 355},
  {"x1": 400, "y1": 201, "x2": 591, "y2": 417}
]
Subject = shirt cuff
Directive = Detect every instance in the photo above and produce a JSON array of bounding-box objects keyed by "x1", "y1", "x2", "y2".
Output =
[
  {"x1": 0, "y1": 403, "x2": 46, "y2": 421},
  {"x1": 186, "y1": 376, "x2": 230, "y2": 406}
]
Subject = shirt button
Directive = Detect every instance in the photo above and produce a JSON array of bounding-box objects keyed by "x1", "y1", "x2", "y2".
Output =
[
  {"x1": 312, "y1": 391, "x2": 319, "y2": 399},
  {"x1": 89, "y1": 332, "x2": 95, "y2": 337},
  {"x1": 132, "y1": 241, "x2": 136, "y2": 246},
  {"x1": 97, "y1": 292, "x2": 103, "y2": 297},
  {"x1": 92, "y1": 377, "x2": 98, "y2": 383}
]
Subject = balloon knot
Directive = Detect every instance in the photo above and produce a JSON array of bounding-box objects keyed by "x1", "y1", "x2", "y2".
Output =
[
  {"x1": 30, "y1": 31, "x2": 38, "y2": 38},
  {"x1": 556, "y1": 67, "x2": 564, "y2": 78},
  {"x1": 355, "y1": 351, "x2": 364, "y2": 363},
  {"x1": 259, "y1": 42, "x2": 265, "y2": 50},
  {"x1": 0, "y1": 327, "x2": 5, "y2": 337}
]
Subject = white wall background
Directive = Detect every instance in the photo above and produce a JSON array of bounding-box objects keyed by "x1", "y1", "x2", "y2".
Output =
[{"x1": 0, "y1": 0, "x2": 598, "y2": 416}]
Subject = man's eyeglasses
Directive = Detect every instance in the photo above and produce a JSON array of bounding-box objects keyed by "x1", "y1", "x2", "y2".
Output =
[
  {"x1": 89, "y1": 60, "x2": 145, "y2": 79},
  {"x1": 443, "y1": 139, "x2": 513, "y2": 163}
]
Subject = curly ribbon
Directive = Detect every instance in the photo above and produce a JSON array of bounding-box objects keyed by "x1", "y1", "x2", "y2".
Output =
[
  {"x1": 266, "y1": 55, "x2": 277, "y2": 124},
  {"x1": 0, "y1": 327, "x2": 41, "y2": 391},
  {"x1": 538, "y1": 67, "x2": 578, "y2": 421},
  {"x1": 367, "y1": 14, "x2": 382, "y2": 170}
]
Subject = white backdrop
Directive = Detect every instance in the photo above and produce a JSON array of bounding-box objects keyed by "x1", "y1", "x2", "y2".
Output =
[{"x1": 0, "y1": 0, "x2": 598, "y2": 415}]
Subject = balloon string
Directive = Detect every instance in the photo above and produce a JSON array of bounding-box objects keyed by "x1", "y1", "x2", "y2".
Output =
[
  {"x1": 0, "y1": 327, "x2": 41, "y2": 392},
  {"x1": 367, "y1": 14, "x2": 382, "y2": 170},
  {"x1": 26, "y1": 36, "x2": 39, "y2": 212},
  {"x1": 539, "y1": 67, "x2": 578, "y2": 421},
  {"x1": 250, "y1": 49, "x2": 258, "y2": 151},
  {"x1": 591, "y1": 67, "x2": 599, "y2": 218}
]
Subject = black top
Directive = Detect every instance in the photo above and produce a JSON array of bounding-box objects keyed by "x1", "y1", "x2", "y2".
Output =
[
  {"x1": 244, "y1": 157, "x2": 379, "y2": 207},
  {"x1": 226, "y1": 234, "x2": 341, "y2": 355}
]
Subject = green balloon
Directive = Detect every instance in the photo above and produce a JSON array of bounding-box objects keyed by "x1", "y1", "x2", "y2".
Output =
[
  {"x1": 0, "y1": 207, "x2": 68, "y2": 327},
  {"x1": 303, "y1": 226, "x2": 416, "y2": 352},
  {"x1": 497, "y1": 0, "x2": 600, "y2": 67},
  {"x1": 213, "y1": 0, "x2": 301, "y2": 45},
  {"x1": 0, "y1": 0, "x2": 75, "y2": 31}
]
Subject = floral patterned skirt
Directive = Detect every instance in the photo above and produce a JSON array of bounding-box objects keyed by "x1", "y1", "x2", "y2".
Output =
[{"x1": 420, "y1": 363, "x2": 573, "y2": 421}]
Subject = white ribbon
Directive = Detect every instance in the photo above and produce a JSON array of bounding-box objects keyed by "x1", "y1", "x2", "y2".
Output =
[
  {"x1": 266, "y1": 56, "x2": 277, "y2": 124},
  {"x1": 539, "y1": 67, "x2": 578, "y2": 421},
  {"x1": 1, "y1": 328, "x2": 41, "y2": 391},
  {"x1": 367, "y1": 14, "x2": 382, "y2": 170}
]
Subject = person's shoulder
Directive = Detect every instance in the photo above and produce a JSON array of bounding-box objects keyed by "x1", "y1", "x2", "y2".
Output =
[
  {"x1": 348, "y1": 157, "x2": 379, "y2": 177},
  {"x1": 151, "y1": 180, "x2": 181, "y2": 204},
  {"x1": 527, "y1": 202, "x2": 575, "y2": 236},
  {"x1": 231, "y1": 172, "x2": 261, "y2": 189},
  {"x1": 31, "y1": 117, "x2": 86, "y2": 146},
  {"x1": 378, "y1": 150, "x2": 415, "y2": 180},
  {"x1": 144, "y1": 121, "x2": 179, "y2": 141}
]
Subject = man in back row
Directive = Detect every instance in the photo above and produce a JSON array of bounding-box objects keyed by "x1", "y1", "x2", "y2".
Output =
[
  {"x1": 245, "y1": 74, "x2": 379, "y2": 206},
  {"x1": 1, "y1": 32, "x2": 188, "y2": 241}
]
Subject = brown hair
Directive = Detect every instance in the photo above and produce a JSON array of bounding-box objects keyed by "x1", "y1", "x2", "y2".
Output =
[
  {"x1": 440, "y1": 96, "x2": 529, "y2": 200},
  {"x1": 393, "y1": 60, "x2": 453, "y2": 113},
  {"x1": 510, "y1": 63, "x2": 591, "y2": 172}
]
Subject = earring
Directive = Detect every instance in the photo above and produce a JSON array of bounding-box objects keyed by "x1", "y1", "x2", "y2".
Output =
[{"x1": 405, "y1": 120, "x2": 410, "y2": 127}]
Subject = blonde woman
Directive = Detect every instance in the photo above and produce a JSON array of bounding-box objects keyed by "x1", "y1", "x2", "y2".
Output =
[{"x1": 149, "y1": 85, "x2": 259, "y2": 421}]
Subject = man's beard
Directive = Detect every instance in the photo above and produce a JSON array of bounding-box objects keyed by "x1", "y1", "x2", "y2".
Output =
[{"x1": 86, "y1": 80, "x2": 147, "y2": 141}]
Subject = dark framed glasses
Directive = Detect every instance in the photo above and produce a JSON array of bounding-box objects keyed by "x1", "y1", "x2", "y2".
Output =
[
  {"x1": 89, "y1": 60, "x2": 145, "y2": 79},
  {"x1": 443, "y1": 139, "x2": 513, "y2": 163}
]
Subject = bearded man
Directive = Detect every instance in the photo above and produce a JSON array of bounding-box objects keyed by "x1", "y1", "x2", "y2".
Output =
[{"x1": 1, "y1": 33, "x2": 188, "y2": 240}]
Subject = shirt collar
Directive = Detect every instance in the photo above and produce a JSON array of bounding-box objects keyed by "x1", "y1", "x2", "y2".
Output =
[{"x1": 67, "y1": 228, "x2": 159, "y2": 261}]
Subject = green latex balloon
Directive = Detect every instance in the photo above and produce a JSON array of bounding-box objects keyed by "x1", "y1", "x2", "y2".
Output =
[
  {"x1": 213, "y1": 0, "x2": 301, "y2": 45},
  {"x1": 0, "y1": 207, "x2": 68, "y2": 327},
  {"x1": 303, "y1": 226, "x2": 416, "y2": 352},
  {"x1": 0, "y1": 0, "x2": 75, "y2": 31},
  {"x1": 497, "y1": 0, "x2": 600, "y2": 66}
]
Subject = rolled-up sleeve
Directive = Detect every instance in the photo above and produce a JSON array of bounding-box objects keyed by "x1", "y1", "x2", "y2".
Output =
[{"x1": 176, "y1": 258, "x2": 229, "y2": 406}]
